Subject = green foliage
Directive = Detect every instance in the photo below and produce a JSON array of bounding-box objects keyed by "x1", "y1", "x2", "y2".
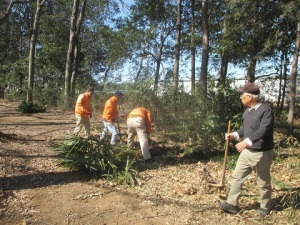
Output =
[
  {"x1": 53, "y1": 135, "x2": 138, "y2": 187},
  {"x1": 124, "y1": 79, "x2": 244, "y2": 157},
  {"x1": 211, "y1": 152, "x2": 239, "y2": 170},
  {"x1": 4, "y1": 88, "x2": 26, "y2": 102},
  {"x1": 182, "y1": 146, "x2": 207, "y2": 160},
  {"x1": 15, "y1": 101, "x2": 46, "y2": 113}
]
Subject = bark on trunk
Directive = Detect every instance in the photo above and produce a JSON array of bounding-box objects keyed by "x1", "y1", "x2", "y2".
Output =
[
  {"x1": 287, "y1": 21, "x2": 300, "y2": 135},
  {"x1": 64, "y1": 0, "x2": 87, "y2": 101},
  {"x1": 199, "y1": 0, "x2": 209, "y2": 97},
  {"x1": 190, "y1": 0, "x2": 196, "y2": 96},
  {"x1": 27, "y1": 0, "x2": 45, "y2": 104},
  {"x1": 173, "y1": 0, "x2": 182, "y2": 93},
  {"x1": 64, "y1": 0, "x2": 79, "y2": 98}
]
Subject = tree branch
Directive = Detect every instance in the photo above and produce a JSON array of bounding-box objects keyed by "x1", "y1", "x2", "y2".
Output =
[
  {"x1": 255, "y1": 73, "x2": 279, "y2": 80},
  {"x1": 0, "y1": 0, "x2": 34, "y2": 24}
]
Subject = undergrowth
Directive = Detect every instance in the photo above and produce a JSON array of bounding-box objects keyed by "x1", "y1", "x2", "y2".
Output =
[
  {"x1": 15, "y1": 101, "x2": 46, "y2": 113},
  {"x1": 52, "y1": 135, "x2": 138, "y2": 187}
]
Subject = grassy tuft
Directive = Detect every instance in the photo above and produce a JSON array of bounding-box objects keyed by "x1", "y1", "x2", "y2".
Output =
[{"x1": 52, "y1": 135, "x2": 138, "y2": 187}]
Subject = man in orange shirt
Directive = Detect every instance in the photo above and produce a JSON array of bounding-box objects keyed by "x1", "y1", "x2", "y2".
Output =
[
  {"x1": 100, "y1": 90, "x2": 123, "y2": 145},
  {"x1": 73, "y1": 87, "x2": 94, "y2": 138},
  {"x1": 127, "y1": 107, "x2": 152, "y2": 161}
]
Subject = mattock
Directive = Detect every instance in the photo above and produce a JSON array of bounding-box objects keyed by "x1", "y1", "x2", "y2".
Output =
[{"x1": 209, "y1": 120, "x2": 231, "y2": 189}]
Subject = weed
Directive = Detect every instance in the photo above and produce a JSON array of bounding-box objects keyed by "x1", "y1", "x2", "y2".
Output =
[
  {"x1": 52, "y1": 135, "x2": 138, "y2": 186},
  {"x1": 280, "y1": 189, "x2": 300, "y2": 224}
]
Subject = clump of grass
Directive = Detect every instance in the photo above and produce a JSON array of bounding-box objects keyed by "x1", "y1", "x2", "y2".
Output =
[
  {"x1": 52, "y1": 135, "x2": 138, "y2": 187},
  {"x1": 280, "y1": 189, "x2": 300, "y2": 224}
]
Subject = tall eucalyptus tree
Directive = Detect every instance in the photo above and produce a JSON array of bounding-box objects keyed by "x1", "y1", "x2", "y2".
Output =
[
  {"x1": 199, "y1": 0, "x2": 209, "y2": 96},
  {"x1": 64, "y1": 0, "x2": 87, "y2": 102},
  {"x1": 27, "y1": 0, "x2": 46, "y2": 104},
  {"x1": 281, "y1": 0, "x2": 300, "y2": 135},
  {"x1": 287, "y1": 20, "x2": 299, "y2": 135},
  {"x1": 173, "y1": 0, "x2": 182, "y2": 92},
  {"x1": 190, "y1": 0, "x2": 196, "y2": 96}
]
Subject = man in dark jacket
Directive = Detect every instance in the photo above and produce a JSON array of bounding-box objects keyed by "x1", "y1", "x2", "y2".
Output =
[{"x1": 217, "y1": 83, "x2": 275, "y2": 216}]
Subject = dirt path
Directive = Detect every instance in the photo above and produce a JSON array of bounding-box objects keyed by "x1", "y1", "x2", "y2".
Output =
[{"x1": 0, "y1": 100, "x2": 299, "y2": 225}]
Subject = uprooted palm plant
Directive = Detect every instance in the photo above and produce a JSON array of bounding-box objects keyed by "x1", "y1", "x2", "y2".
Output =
[{"x1": 52, "y1": 135, "x2": 138, "y2": 187}]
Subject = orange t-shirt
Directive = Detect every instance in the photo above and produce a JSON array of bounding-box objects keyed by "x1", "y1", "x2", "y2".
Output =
[
  {"x1": 74, "y1": 92, "x2": 91, "y2": 118},
  {"x1": 102, "y1": 96, "x2": 118, "y2": 122}
]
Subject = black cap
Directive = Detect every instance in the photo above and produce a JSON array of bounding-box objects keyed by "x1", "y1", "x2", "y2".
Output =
[
  {"x1": 115, "y1": 90, "x2": 123, "y2": 96},
  {"x1": 237, "y1": 83, "x2": 260, "y2": 95}
]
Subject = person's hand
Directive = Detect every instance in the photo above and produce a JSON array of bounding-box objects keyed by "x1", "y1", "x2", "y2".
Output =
[
  {"x1": 235, "y1": 141, "x2": 247, "y2": 153},
  {"x1": 225, "y1": 133, "x2": 235, "y2": 140}
]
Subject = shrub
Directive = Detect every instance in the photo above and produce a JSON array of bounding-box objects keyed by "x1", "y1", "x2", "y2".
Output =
[{"x1": 15, "y1": 101, "x2": 46, "y2": 113}]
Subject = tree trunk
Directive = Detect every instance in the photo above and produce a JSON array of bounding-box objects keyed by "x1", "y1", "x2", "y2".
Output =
[
  {"x1": 199, "y1": 0, "x2": 209, "y2": 97},
  {"x1": 64, "y1": 0, "x2": 79, "y2": 99},
  {"x1": 153, "y1": 31, "x2": 164, "y2": 91},
  {"x1": 219, "y1": 0, "x2": 229, "y2": 85},
  {"x1": 246, "y1": 0, "x2": 259, "y2": 83},
  {"x1": 27, "y1": 0, "x2": 45, "y2": 104},
  {"x1": 64, "y1": 0, "x2": 87, "y2": 102},
  {"x1": 190, "y1": 0, "x2": 196, "y2": 96},
  {"x1": 247, "y1": 53, "x2": 256, "y2": 82},
  {"x1": 70, "y1": 42, "x2": 79, "y2": 96},
  {"x1": 173, "y1": 0, "x2": 182, "y2": 93},
  {"x1": 135, "y1": 58, "x2": 143, "y2": 82},
  {"x1": 103, "y1": 66, "x2": 111, "y2": 84},
  {"x1": 281, "y1": 52, "x2": 288, "y2": 110},
  {"x1": 287, "y1": 21, "x2": 300, "y2": 135},
  {"x1": 276, "y1": 51, "x2": 284, "y2": 109},
  {"x1": 154, "y1": 49, "x2": 162, "y2": 91}
]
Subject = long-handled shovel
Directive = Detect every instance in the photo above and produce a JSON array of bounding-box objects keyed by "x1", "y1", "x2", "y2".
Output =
[
  {"x1": 210, "y1": 120, "x2": 231, "y2": 189},
  {"x1": 117, "y1": 118, "x2": 121, "y2": 140}
]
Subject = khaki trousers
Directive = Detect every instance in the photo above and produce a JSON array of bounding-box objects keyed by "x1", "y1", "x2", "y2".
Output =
[
  {"x1": 226, "y1": 148, "x2": 274, "y2": 210},
  {"x1": 73, "y1": 115, "x2": 90, "y2": 137},
  {"x1": 127, "y1": 117, "x2": 151, "y2": 160}
]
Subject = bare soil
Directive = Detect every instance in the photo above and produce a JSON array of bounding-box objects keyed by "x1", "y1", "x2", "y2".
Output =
[{"x1": 0, "y1": 100, "x2": 299, "y2": 225}]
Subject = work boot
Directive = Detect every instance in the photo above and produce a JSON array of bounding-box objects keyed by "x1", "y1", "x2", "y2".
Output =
[
  {"x1": 217, "y1": 202, "x2": 240, "y2": 214},
  {"x1": 256, "y1": 208, "x2": 270, "y2": 216}
]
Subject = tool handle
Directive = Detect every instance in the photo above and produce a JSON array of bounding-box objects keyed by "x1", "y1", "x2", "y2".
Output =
[{"x1": 220, "y1": 120, "x2": 231, "y2": 185}]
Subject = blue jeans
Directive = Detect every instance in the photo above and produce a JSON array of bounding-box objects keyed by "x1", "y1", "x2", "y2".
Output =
[{"x1": 100, "y1": 121, "x2": 118, "y2": 145}]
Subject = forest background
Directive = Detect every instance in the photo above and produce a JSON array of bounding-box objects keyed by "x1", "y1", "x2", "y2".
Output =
[{"x1": 1, "y1": 0, "x2": 300, "y2": 158}]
